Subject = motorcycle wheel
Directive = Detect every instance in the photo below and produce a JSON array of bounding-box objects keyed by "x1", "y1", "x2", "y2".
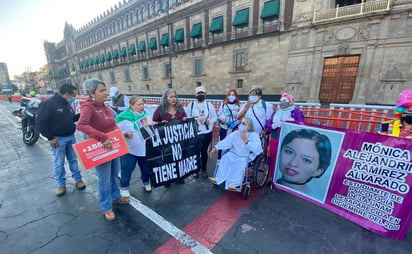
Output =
[{"x1": 23, "y1": 128, "x2": 40, "y2": 145}]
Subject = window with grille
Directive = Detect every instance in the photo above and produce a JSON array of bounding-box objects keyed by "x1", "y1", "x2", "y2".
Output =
[
  {"x1": 109, "y1": 71, "x2": 116, "y2": 82},
  {"x1": 233, "y1": 49, "x2": 248, "y2": 72},
  {"x1": 193, "y1": 58, "x2": 203, "y2": 75},
  {"x1": 142, "y1": 66, "x2": 149, "y2": 80},
  {"x1": 98, "y1": 74, "x2": 103, "y2": 81},
  {"x1": 164, "y1": 63, "x2": 171, "y2": 78},
  {"x1": 124, "y1": 69, "x2": 131, "y2": 81},
  {"x1": 237, "y1": 79, "x2": 243, "y2": 89}
]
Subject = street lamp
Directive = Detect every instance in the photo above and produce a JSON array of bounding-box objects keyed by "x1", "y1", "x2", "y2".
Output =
[{"x1": 166, "y1": 0, "x2": 176, "y2": 87}]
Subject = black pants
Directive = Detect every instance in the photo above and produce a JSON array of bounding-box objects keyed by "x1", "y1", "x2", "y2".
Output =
[{"x1": 198, "y1": 132, "x2": 213, "y2": 173}]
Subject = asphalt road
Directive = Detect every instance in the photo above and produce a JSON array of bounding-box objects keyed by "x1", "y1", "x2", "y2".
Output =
[{"x1": 0, "y1": 100, "x2": 411, "y2": 254}]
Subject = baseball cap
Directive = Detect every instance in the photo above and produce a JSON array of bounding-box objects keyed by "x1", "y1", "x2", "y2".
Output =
[
  {"x1": 109, "y1": 87, "x2": 119, "y2": 97},
  {"x1": 195, "y1": 86, "x2": 206, "y2": 94}
]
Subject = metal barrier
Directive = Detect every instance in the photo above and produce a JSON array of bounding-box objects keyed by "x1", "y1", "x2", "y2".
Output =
[{"x1": 141, "y1": 97, "x2": 395, "y2": 134}]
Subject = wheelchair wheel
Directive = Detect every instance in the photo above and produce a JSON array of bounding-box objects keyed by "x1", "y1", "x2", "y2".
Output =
[
  {"x1": 253, "y1": 153, "x2": 270, "y2": 189},
  {"x1": 243, "y1": 185, "x2": 250, "y2": 200}
]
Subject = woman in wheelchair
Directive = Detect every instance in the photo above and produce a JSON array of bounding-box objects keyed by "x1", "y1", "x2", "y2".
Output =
[{"x1": 209, "y1": 117, "x2": 263, "y2": 190}]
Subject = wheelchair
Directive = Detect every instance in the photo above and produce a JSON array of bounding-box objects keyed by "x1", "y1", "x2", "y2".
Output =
[{"x1": 212, "y1": 133, "x2": 270, "y2": 199}]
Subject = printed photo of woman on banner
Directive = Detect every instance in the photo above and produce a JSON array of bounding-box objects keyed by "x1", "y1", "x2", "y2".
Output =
[{"x1": 274, "y1": 123, "x2": 345, "y2": 203}]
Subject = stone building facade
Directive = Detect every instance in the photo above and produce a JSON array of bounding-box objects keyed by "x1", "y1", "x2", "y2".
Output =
[{"x1": 44, "y1": 0, "x2": 412, "y2": 104}]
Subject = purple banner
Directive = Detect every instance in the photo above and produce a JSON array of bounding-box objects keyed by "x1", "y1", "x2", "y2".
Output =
[{"x1": 273, "y1": 122, "x2": 412, "y2": 240}]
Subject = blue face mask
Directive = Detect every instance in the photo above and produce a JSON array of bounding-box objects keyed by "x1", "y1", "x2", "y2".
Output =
[
  {"x1": 228, "y1": 95, "x2": 236, "y2": 103},
  {"x1": 68, "y1": 97, "x2": 76, "y2": 103},
  {"x1": 249, "y1": 95, "x2": 258, "y2": 103},
  {"x1": 238, "y1": 123, "x2": 247, "y2": 132}
]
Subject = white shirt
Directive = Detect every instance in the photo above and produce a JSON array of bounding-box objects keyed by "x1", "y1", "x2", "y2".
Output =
[
  {"x1": 239, "y1": 100, "x2": 273, "y2": 134},
  {"x1": 186, "y1": 101, "x2": 217, "y2": 134},
  {"x1": 217, "y1": 103, "x2": 241, "y2": 129},
  {"x1": 116, "y1": 113, "x2": 151, "y2": 156}
]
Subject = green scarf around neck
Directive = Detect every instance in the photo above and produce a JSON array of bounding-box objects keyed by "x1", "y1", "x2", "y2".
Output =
[{"x1": 115, "y1": 108, "x2": 148, "y2": 130}]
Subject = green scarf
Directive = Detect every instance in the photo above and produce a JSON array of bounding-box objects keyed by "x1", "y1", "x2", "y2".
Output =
[{"x1": 115, "y1": 108, "x2": 149, "y2": 130}]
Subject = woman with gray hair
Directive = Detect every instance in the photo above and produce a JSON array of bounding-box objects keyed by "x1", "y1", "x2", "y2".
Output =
[
  {"x1": 152, "y1": 88, "x2": 187, "y2": 123},
  {"x1": 77, "y1": 78, "x2": 129, "y2": 221},
  {"x1": 209, "y1": 117, "x2": 262, "y2": 190}
]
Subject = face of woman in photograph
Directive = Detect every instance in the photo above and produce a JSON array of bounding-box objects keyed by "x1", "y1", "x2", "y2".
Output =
[
  {"x1": 131, "y1": 99, "x2": 144, "y2": 113},
  {"x1": 92, "y1": 84, "x2": 107, "y2": 104},
  {"x1": 166, "y1": 92, "x2": 177, "y2": 106},
  {"x1": 279, "y1": 138, "x2": 324, "y2": 184}
]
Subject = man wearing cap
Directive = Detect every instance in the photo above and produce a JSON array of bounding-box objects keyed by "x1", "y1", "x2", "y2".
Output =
[
  {"x1": 109, "y1": 87, "x2": 130, "y2": 115},
  {"x1": 186, "y1": 86, "x2": 217, "y2": 178},
  {"x1": 380, "y1": 89, "x2": 412, "y2": 138}
]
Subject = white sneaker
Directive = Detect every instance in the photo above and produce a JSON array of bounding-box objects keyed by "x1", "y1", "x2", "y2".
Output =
[
  {"x1": 143, "y1": 183, "x2": 152, "y2": 192},
  {"x1": 120, "y1": 189, "x2": 130, "y2": 197}
]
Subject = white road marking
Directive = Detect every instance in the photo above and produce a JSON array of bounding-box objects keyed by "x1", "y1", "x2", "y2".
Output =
[
  {"x1": 129, "y1": 196, "x2": 213, "y2": 254},
  {"x1": 2, "y1": 101, "x2": 212, "y2": 253}
]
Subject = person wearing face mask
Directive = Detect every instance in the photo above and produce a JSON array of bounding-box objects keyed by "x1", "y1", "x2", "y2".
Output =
[
  {"x1": 380, "y1": 89, "x2": 412, "y2": 138},
  {"x1": 109, "y1": 87, "x2": 130, "y2": 115},
  {"x1": 217, "y1": 89, "x2": 241, "y2": 160},
  {"x1": 265, "y1": 92, "x2": 305, "y2": 185},
  {"x1": 186, "y1": 85, "x2": 217, "y2": 178},
  {"x1": 209, "y1": 117, "x2": 262, "y2": 190},
  {"x1": 36, "y1": 84, "x2": 86, "y2": 196},
  {"x1": 116, "y1": 95, "x2": 153, "y2": 195},
  {"x1": 237, "y1": 87, "x2": 273, "y2": 135}
]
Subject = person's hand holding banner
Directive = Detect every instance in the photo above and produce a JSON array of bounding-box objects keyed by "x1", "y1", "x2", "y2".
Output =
[{"x1": 73, "y1": 129, "x2": 129, "y2": 170}]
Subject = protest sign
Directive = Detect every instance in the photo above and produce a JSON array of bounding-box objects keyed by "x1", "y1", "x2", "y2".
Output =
[
  {"x1": 146, "y1": 118, "x2": 200, "y2": 187},
  {"x1": 73, "y1": 129, "x2": 129, "y2": 169},
  {"x1": 274, "y1": 122, "x2": 412, "y2": 240},
  {"x1": 273, "y1": 123, "x2": 412, "y2": 240}
]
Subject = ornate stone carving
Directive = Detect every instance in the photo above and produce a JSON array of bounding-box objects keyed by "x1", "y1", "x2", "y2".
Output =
[
  {"x1": 323, "y1": 29, "x2": 333, "y2": 45},
  {"x1": 337, "y1": 44, "x2": 349, "y2": 55},
  {"x1": 335, "y1": 27, "x2": 356, "y2": 41},
  {"x1": 359, "y1": 23, "x2": 370, "y2": 40}
]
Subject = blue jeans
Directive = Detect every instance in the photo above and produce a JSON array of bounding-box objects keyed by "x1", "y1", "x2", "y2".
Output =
[
  {"x1": 52, "y1": 134, "x2": 82, "y2": 187},
  {"x1": 120, "y1": 154, "x2": 150, "y2": 189},
  {"x1": 95, "y1": 158, "x2": 121, "y2": 212}
]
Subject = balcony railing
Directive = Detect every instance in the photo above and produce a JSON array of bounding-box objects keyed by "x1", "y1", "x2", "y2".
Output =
[{"x1": 313, "y1": 0, "x2": 392, "y2": 22}]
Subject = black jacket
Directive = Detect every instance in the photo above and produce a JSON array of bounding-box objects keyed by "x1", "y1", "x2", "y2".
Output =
[{"x1": 36, "y1": 93, "x2": 78, "y2": 140}]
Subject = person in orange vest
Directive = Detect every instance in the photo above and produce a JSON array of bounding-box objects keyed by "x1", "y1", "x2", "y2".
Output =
[{"x1": 380, "y1": 89, "x2": 412, "y2": 138}]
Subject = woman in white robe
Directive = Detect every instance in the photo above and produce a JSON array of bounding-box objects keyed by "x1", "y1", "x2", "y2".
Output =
[{"x1": 209, "y1": 117, "x2": 262, "y2": 190}]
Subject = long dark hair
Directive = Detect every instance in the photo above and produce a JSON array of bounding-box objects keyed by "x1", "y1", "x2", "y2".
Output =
[
  {"x1": 158, "y1": 88, "x2": 185, "y2": 118},
  {"x1": 281, "y1": 129, "x2": 332, "y2": 178}
]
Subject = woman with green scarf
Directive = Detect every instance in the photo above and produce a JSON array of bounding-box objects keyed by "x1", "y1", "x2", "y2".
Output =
[{"x1": 116, "y1": 95, "x2": 153, "y2": 195}]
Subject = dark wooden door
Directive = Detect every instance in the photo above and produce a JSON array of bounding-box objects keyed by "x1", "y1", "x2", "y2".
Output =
[{"x1": 319, "y1": 55, "x2": 360, "y2": 103}]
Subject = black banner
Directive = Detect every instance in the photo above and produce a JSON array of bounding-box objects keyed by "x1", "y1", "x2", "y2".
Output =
[{"x1": 146, "y1": 118, "x2": 200, "y2": 187}]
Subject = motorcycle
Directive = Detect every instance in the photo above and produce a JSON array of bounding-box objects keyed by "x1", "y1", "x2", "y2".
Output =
[{"x1": 12, "y1": 97, "x2": 41, "y2": 145}]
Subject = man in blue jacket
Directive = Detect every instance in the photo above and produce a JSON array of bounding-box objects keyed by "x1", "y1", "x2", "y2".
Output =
[{"x1": 36, "y1": 84, "x2": 86, "y2": 196}]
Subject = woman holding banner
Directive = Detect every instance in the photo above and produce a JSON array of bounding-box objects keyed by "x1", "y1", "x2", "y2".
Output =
[
  {"x1": 276, "y1": 128, "x2": 331, "y2": 196},
  {"x1": 152, "y1": 88, "x2": 187, "y2": 123},
  {"x1": 77, "y1": 78, "x2": 129, "y2": 221},
  {"x1": 152, "y1": 88, "x2": 187, "y2": 185},
  {"x1": 116, "y1": 95, "x2": 153, "y2": 195},
  {"x1": 265, "y1": 93, "x2": 304, "y2": 185},
  {"x1": 380, "y1": 89, "x2": 412, "y2": 138}
]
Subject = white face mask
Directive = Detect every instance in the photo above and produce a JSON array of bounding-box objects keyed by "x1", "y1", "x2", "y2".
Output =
[
  {"x1": 249, "y1": 96, "x2": 258, "y2": 103},
  {"x1": 228, "y1": 95, "x2": 236, "y2": 103},
  {"x1": 238, "y1": 123, "x2": 248, "y2": 132}
]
